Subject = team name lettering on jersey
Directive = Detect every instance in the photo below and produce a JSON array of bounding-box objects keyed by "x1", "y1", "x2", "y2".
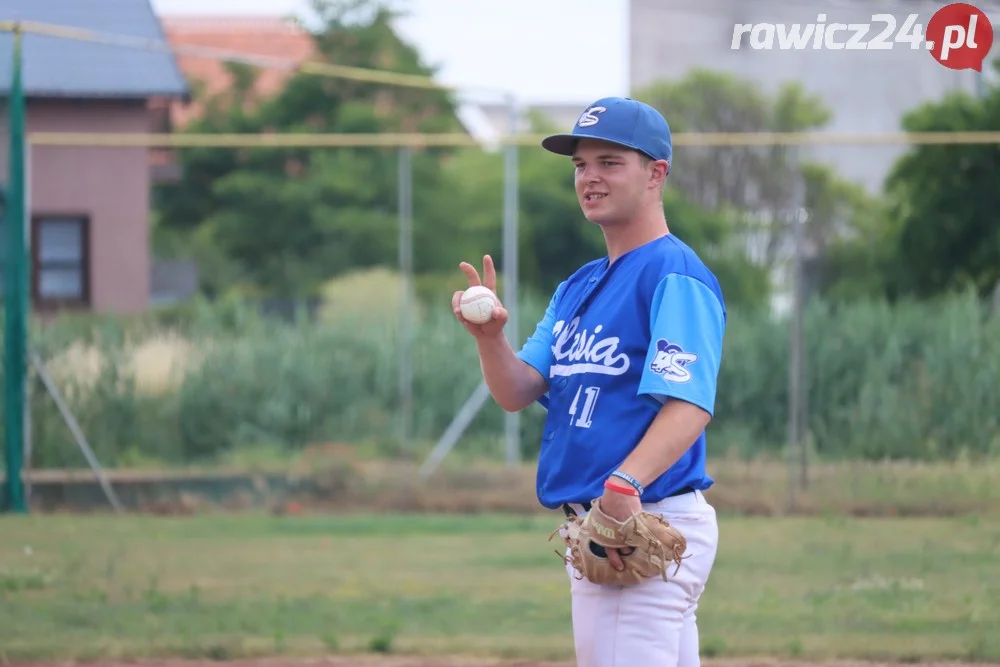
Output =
[{"x1": 549, "y1": 317, "x2": 630, "y2": 378}]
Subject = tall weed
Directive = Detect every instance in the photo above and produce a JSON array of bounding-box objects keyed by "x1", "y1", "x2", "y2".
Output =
[{"x1": 2, "y1": 289, "x2": 997, "y2": 468}]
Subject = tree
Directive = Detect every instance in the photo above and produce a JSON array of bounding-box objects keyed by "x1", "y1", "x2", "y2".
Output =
[
  {"x1": 634, "y1": 69, "x2": 834, "y2": 268},
  {"x1": 153, "y1": 0, "x2": 466, "y2": 298},
  {"x1": 879, "y1": 59, "x2": 1000, "y2": 300},
  {"x1": 799, "y1": 162, "x2": 892, "y2": 302},
  {"x1": 633, "y1": 69, "x2": 906, "y2": 309}
]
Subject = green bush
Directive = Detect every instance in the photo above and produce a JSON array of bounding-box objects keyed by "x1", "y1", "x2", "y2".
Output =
[
  {"x1": 1, "y1": 288, "x2": 997, "y2": 469},
  {"x1": 715, "y1": 290, "x2": 1000, "y2": 459}
]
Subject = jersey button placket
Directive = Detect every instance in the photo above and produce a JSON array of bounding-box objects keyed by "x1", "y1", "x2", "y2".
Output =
[{"x1": 545, "y1": 377, "x2": 570, "y2": 441}]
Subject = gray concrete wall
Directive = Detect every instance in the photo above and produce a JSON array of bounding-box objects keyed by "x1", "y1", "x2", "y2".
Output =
[{"x1": 629, "y1": 0, "x2": 999, "y2": 191}]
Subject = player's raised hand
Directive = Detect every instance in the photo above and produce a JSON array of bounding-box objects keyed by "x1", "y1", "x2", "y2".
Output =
[{"x1": 452, "y1": 254, "x2": 508, "y2": 338}]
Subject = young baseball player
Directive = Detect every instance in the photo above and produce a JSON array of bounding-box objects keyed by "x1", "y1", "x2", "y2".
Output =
[{"x1": 452, "y1": 96, "x2": 725, "y2": 667}]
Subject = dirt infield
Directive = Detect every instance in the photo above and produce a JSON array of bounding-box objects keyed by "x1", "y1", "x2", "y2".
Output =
[{"x1": 10, "y1": 658, "x2": 1000, "y2": 667}]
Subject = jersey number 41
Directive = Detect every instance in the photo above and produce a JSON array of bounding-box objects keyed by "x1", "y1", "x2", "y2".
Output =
[{"x1": 568, "y1": 385, "x2": 600, "y2": 429}]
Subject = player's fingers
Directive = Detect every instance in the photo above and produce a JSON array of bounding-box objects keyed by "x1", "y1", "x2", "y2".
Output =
[
  {"x1": 459, "y1": 261, "x2": 482, "y2": 287},
  {"x1": 491, "y1": 306, "x2": 508, "y2": 324},
  {"x1": 451, "y1": 290, "x2": 463, "y2": 314},
  {"x1": 483, "y1": 254, "x2": 497, "y2": 292},
  {"x1": 608, "y1": 549, "x2": 626, "y2": 571}
]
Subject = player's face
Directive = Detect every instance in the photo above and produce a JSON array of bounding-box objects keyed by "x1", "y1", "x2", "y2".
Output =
[{"x1": 571, "y1": 139, "x2": 658, "y2": 226}]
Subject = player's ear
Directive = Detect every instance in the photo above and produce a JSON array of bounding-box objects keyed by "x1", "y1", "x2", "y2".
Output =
[{"x1": 648, "y1": 159, "x2": 668, "y2": 190}]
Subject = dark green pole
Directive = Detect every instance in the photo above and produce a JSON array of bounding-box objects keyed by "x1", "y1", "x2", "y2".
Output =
[{"x1": 3, "y1": 25, "x2": 28, "y2": 514}]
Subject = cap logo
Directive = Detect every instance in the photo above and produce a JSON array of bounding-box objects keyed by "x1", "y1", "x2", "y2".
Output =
[{"x1": 577, "y1": 106, "x2": 606, "y2": 127}]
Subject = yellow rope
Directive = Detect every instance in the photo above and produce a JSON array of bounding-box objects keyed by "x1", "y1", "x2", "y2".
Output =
[
  {"x1": 0, "y1": 20, "x2": 449, "y2": 91},
  {"x1": 6, "y1": 20, "x2": 997, "y2": 148},
  {"x1": 27, "y1": 131, "x2": 1000, "y2": 148}
]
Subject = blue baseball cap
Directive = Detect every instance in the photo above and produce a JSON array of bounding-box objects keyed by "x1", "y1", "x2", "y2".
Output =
[{"x1": 541, "y1": 96, "x2": 672, "y2": 166}]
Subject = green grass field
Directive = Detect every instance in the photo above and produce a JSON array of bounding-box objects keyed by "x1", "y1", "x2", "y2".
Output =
[{"x1": 1, "y1": 512, "x2": 999, "y2": 663}]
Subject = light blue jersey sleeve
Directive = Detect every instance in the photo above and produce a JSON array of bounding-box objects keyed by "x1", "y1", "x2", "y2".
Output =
[
  {"x1": 515, "y1": 282, "x2": 566, "y2": 409},
  {"x1": 637, "y1": 273, "x2": 726, "y2": 416}
]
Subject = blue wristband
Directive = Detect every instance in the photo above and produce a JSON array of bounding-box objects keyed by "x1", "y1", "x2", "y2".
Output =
[{"x1": 610, "y1": 470, "x2": 644, "y2": 497}]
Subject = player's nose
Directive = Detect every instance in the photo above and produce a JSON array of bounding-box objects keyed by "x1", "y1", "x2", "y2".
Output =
[{"x1": 576, "y1": 166, "x2": 600, "y2": 186}]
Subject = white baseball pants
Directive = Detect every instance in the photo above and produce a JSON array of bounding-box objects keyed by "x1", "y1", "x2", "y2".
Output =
[{"x1": 564, "y1": 490, "x2": 719, "y2": 667}]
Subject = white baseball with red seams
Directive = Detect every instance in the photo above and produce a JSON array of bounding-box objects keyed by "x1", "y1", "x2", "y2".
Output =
[{"x1": 459, "y1": 285, "x2": 498, "y2": 324}]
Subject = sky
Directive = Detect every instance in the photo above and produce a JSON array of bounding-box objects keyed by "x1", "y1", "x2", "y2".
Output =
[{"x1": 147, "y1": 0, "x2": 628, "y2": 105}]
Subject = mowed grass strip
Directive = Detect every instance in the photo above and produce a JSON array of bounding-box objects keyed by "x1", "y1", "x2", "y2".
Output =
[{"x1": 0, "y1": 513, "x2": 998, "y2": 662}]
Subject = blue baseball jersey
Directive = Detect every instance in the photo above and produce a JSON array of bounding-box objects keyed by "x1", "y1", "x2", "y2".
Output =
[{"x1": 516, "y1": 234, "x2": 726, "y2": 509}]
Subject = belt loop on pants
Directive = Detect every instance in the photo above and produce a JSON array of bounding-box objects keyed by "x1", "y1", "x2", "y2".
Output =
[{"x1": 562, "y1": 501, "x2": 591, "y2": 517}]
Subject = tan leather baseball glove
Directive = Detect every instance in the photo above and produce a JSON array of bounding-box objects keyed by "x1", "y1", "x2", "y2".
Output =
[{"x1": 550, "y1": 498, "x2": 688, "y2": 586}]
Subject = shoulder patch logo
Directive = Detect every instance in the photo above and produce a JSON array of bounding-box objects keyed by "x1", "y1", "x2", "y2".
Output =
[
  {"x1": 577, "y1": 106, "x2": 606, "y2": 127},
  {"x1": 649, "y1": 339, "x2": 697, "y2": 383}
]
